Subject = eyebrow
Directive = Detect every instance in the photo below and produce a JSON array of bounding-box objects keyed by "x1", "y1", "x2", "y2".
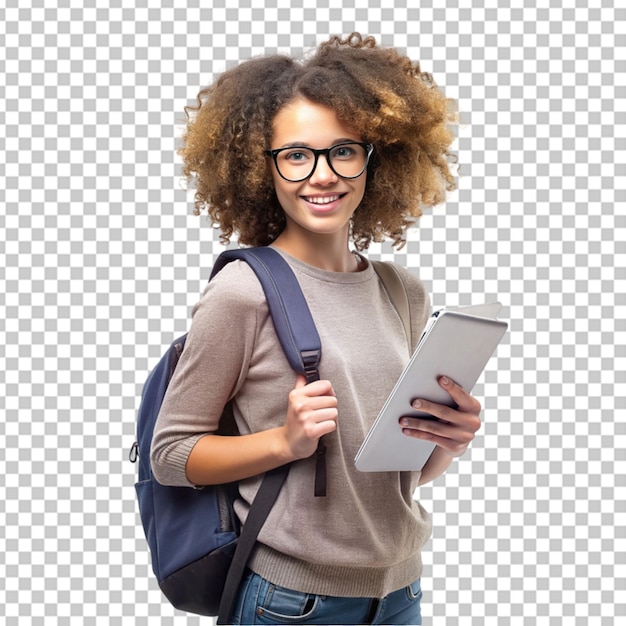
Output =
[{"x1": 275, "y1": 138, "x2": 361, "y2": 149}]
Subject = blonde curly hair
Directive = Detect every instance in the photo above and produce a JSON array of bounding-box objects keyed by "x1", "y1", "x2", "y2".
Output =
[{"x1": 179, "y1": 33, "x2": 457, "y2": 249}]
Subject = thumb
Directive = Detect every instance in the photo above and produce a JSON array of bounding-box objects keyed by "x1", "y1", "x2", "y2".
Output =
[{"x1": 294, "y1": 374, "x2": 307, "y2": 389}]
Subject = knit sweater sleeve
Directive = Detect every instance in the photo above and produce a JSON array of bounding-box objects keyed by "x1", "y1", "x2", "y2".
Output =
[{"x1": 149, "y1": 261, "x2": 264, "y2": 487}]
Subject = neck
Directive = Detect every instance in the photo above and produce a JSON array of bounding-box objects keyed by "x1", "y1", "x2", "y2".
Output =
[{"x1": 272, "y1": 230, "x2": 359, "y2": 273}]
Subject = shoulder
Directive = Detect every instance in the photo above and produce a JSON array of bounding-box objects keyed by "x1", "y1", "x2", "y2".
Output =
[
  {"x1": 385, "y1": 262, "x2": 428, "y2": 298},
  {"x1": 192, "y1": 259, "x2": 268, "y2": 318},
  {"x1": 377, "y1": 261, "x2": 430, "y2": 313},
  {"x1": 187, "y1": 259, "x2": 270, "y2": 345},
  {"x1": 374, "y1": 261, "x2": 431, "y2": 346}
]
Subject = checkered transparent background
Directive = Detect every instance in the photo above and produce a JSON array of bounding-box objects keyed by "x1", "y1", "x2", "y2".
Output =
[{"x1": 0, "y1": 0, "x2": 623, "y2": 624}]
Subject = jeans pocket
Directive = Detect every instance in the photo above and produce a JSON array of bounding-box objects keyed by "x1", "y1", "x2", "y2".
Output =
[
  {"x1": 406, "y1": 578, "x2": 422, "y2": 602},
  {"x1": 257, "y1": 582, "x2": 320, "y2": 624}
]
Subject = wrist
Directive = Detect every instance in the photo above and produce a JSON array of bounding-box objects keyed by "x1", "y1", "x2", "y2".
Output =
[
  {"x1": 269, "y1": 426, "x2": 299, "y2": 465},
  {"x1": 417, "y1": 447, "x2": 455, "y2": 486}
]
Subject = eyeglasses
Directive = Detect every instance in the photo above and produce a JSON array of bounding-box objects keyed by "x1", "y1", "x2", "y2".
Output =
[{"x1": 265, "y1": 141, "x2": 374, "y2": 183}]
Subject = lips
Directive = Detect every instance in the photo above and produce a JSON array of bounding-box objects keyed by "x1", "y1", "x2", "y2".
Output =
[{"x1": 301, "y1": 193, "x2": 346, "y2": 205}]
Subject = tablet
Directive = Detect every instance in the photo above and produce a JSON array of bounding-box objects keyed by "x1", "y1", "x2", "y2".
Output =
[{"x1": 354, "y1": 308, "x2": 508, "y2": 472}]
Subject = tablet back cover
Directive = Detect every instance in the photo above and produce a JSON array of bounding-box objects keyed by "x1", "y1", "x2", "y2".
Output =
[{"x1": 354, "y1": 311, "x2": 507, "y2": 472}]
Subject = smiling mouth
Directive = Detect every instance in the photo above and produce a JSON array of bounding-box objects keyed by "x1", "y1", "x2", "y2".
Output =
[{"x1": 302, "y1": 193, "x2": 346, "y2": 205}]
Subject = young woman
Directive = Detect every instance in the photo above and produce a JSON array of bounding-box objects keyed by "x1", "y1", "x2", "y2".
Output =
[{"x1": 151, "y1": 33, "x2": 481, "y2": 625}]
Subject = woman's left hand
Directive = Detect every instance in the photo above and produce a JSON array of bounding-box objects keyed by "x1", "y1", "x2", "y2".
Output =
[{"x1": 399, "y1": 376, "x2": 482, "y2": 458}]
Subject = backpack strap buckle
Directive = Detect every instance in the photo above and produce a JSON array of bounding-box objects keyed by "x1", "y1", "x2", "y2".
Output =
[{"x1": 301, "y1": 349, "x2": 321, "y2": 384}]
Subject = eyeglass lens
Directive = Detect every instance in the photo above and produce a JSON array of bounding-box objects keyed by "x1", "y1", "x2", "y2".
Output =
[{"x1": 275, "y1": 143, "x2": 369, "y2": 181}]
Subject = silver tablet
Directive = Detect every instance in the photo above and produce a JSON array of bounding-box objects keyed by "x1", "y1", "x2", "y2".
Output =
[{"x1": 354, "y1": 308, "x2": 508, "y2": 472}]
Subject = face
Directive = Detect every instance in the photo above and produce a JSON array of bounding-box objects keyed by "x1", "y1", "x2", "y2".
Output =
[{"x1": 269, "y1": 98, "x2": 368, "y2": 243}]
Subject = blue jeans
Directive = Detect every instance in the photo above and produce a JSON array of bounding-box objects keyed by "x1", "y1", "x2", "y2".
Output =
[{"x1": 230, "y1": 570, "x2": 422, "y2": 625}]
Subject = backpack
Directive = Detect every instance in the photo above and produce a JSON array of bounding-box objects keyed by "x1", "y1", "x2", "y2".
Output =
[{"x1": 130, "y1": 246, "x2": 412, "y2": 623}]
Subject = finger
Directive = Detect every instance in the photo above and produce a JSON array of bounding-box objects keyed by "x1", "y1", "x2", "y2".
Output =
[
  {"x1": 313, "y1": 408, "x2": 339, "y2": 427},
  {"x1": 291, "y1": 377, "x2": 335, "y2": 399},
  {"x1": 409, "y1": 399, "x2": 482, "y2": 433},
  {"x1": 400, "y1": 421, "x2": 472, "y2": 456},
  {"x1": 301, "y1": 407, "x2": 338, "y2": 438},
  {"x1": 289, "y1": 391, "x2": 337, "y2": 417},
  {"x1": 409, "y1": 398, "x2": 459, "y2": 425},
  {"x1": 401, "y1": 416, "x2": 476, "y2": 444},
  {"x1": 303, "y1": 395, "x2": 339, "y2": 413},
  {"x1": 290, "y1": 379, "x2": 338, "y2": 412},
  {"x1": 307, "y1": 416, "x2": 338, "y2": 439},
  {"x1": 438, "y1": 376, "x2": 482, "y2": 414},
  {"x1": 303, "y1": 378, "x2": 336, "y2": 397}
]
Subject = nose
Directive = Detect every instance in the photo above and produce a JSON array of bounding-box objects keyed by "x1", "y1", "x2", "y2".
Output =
[{"x1": 308, "y1": 154, "x2": 338, "y2": 186}]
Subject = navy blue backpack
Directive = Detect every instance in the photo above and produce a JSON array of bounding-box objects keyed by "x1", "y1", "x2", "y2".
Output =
[{"x1": 130, "y1": 247, "x2": 324, "y2": 623}]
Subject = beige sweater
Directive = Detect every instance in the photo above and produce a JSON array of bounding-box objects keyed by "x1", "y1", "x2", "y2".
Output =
[{"x1": 151, "y1": 249, "x2": 433, "y2": 598}]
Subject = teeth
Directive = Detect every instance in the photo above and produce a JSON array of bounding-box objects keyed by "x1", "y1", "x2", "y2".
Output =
[{"x1": 305, "y1": 195, "x2": 340, "y2": 204}]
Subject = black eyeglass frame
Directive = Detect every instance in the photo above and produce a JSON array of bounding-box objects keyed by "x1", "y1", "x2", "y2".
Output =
[{"x1": 265, "y1": 141, "x2": 375, "y2": 182}]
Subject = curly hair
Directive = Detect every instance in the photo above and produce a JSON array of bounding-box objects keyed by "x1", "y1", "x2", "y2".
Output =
[{"x1": 179, "y1": 33, "x2": 457, "y2": 249}]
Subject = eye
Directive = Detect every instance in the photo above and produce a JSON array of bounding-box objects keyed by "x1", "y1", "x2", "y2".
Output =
[
  {"x1": 283, "y1": 149, "x2": 312, "y2": 163},
  {"x1": 331, "y1": 144, "x2": 358, "y2": 160}
]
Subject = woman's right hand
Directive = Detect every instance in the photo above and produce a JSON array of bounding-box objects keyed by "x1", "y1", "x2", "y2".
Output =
[
  {"x1": 184, "y1": 375, "x2": 338, "y2": 486},
  {"x1": 281, "y1": 375, "x2": 338, "y2": 460}
]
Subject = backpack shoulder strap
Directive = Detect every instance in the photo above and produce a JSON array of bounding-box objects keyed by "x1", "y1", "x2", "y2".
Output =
[
  {"x1": 212, "y1": 247, "x2": 322, "y2": 382},
  {"x1": 371, "y1": 260, "x2": 413, "y2": 347},
  {"x1": 213, "y1": 247, "x2": 324, "y2": 624}
]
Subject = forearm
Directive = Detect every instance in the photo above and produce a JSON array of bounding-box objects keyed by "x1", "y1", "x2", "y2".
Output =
[
  {"x1": 185, "y1": 427, "x2": 295, "y2": 486},
  {"x1": 417, "y1": 447, "x2": 455, "y2": 486}
]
